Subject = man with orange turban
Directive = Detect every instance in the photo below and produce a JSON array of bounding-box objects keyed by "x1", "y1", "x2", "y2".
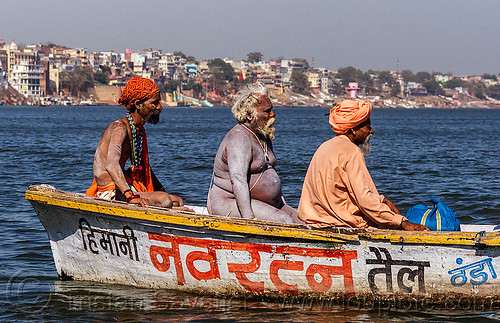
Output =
[
  {"x1": 298, "y1": 100, "x2": 429, "y2": 231},
  {"x1": 86, "y1": 77, "x2": 188, "y2": 209}
]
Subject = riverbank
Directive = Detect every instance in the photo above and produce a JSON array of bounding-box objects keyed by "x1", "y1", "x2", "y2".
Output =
[
  {"x1": 270, "y1": 91, "x2": 500, "y2": 109},
  {"x1": 2, "y1": 86, "x2": 500, "y2": 109}
]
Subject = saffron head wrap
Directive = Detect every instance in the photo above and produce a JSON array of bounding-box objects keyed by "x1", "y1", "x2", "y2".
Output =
[
  {"x1": 118, "y1": 77, "x2": 160, "y2": 110},
  {"x1": 329, "y1": 100, "x2": 372, "y2": 134}
]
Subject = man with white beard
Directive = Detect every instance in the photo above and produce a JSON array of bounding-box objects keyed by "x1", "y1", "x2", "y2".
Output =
[
  {"x1": 298, "y1": 100, "x2": 429, "y2": 231},
  {"x1": 207, "y1": 83, "x2": 301, "y2": 224}
]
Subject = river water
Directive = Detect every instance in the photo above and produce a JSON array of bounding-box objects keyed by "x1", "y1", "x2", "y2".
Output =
[{"x1": 1, "y1": 106, "x2": 499, "y2": 321}]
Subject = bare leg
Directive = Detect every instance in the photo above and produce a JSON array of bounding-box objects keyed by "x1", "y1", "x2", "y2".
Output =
[
  {"x1": 250, "y1": 199, "x2": 294, "y2": 224},
  {"x1": 223, "y1": 199, "x2": 294, "y2": 224},
  {"x1": 208, "y1": 185, "x2": 294, "y2": 224},
  {"x1": 137, "y1": 191, "x2": 172, "y2": 208}
]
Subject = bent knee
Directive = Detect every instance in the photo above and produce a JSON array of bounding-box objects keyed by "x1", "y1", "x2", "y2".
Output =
[
  {"x1": 140, "y1": 192, "x2": 173, "y2": 208},
  {"x1": 277, "y1": 214, "x2": 294, "y2": 224},
  {"x1": 256, "y1": 212, "x2": 293, "y2": 224},
  {"x1": 159, "y1": 193, "x2": 173, "y2": 208}
]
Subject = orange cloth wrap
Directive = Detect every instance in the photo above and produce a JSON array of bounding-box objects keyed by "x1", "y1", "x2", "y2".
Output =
[
  {"x1": 297, "y1": 136, "x2": 405, "y2": 229},
  {"x1": 329, "y1": 100, "x2": 372, "y2": 134},
  {"x1": 118, "y1": 76, "x2": 160, "y2": 110},
  {"x1": 86, "y1": 127, "x2": 154, "y2": 197},
  {"x1": 130, "y1": 127, "x2": 154, "y2": 192}
]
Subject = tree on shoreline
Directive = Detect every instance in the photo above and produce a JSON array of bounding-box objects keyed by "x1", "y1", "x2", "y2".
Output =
[
  {"x1": 465, "y1": 81, "x2": 487, "y2": 99},
  {"x1": 173, "y1": 51, "x2": 186, "y2": 59},
  {"x1": 208, "y1": 58, "x2": 235, "y2": 92},
  {"x1": 486, "y1": 84, "x2": 500, "y2": 99},
  {"x1": 290, "y1": 70, "x2": 310, "y2": 94},
  {"x1": 247, "y1": 52, "x2": 263, "y2": 63},
  {"x1": 94, "y1": 71, "x2": 109, "y2": 85},
  {"x1": 60, "y1": 67, "x2": 94, "y2": 97},
  {"x1": 415, "y1": 72, "x2": 432, "y2": 83},
  {"x1": 443, "y1": 78, "x2": 464, "y2": 89},
  {"x1": 159, "y1": 80, "x2": 181, "y2": 94},
  {"x1": 336, "y1": 66, "x2": 367, "y2": 86},
  {"x1": 423, "y1": 80, "x2": 445, "y2": 95}
]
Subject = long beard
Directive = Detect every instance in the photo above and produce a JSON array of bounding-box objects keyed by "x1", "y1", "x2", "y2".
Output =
[
  {"x1": 145, "y1": 110, "x2": 161, "y2": 125},
  {"x1": 256, "y1": 117, "x2": 276, "y2": 140},
  {"x1": 362, "y1": 134, "x2": 372, "y2": 156}
]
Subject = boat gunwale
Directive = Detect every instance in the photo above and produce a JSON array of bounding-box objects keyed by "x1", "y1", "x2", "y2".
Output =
[{"x1": 25, "y1": 185, "x2": 500, "y2": 246}]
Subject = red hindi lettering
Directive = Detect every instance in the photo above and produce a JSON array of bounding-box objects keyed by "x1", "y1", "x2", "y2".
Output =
[
  {"x1": 305, "y1": 251, "x2": 357, "y2": 296},
  {"x1": 269, "y1": 260, "x2": 304, "y2": 295},
  {"x1": 148, "y1": 233, "x2": 185, "y2": 285},
  {"x1": 185, "y1": 250, "x2": 221, "y2": 281},
  {"x1": 227, "y1": 248, "x2": 265, "y2": 293}
]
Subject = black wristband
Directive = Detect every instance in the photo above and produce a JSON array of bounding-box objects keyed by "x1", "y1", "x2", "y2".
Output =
[{"x1": 123, "y1": 189, "x2": 133, "y2": 195}]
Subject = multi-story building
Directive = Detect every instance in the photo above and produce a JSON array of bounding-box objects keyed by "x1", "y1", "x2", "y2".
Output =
[
  {"x1": 133, "y1": 60, "x2": 144, "y2": 74},
  {"x1": 158, "y1": 53, "x2": 174, "y2": 73},
  {"x1": 184, "y1": 64, "x2": 197, "y2": 76},
  {"x1": 320, "y1": 77, "x2": 330, "y2": 93},
  {"x1": 10, "y1": 61, "x2": 44, "y2": 97},
  {"x1": 0, "y1": 39, "x2": 7, "y2": 74},
  {"x1": 6, "y1": 41, "x2": 36, "y2": 77},
  {"x1": 0, "y1": 60, "x2": 8, "y2": 89},
  {"x1": 4, "y1": 40, "x2": 47, "y2": 97},
  {"x1": 66, "y1": 48, "x2": 89, "y2": 67},
  {"x1": 49, "y1": 64, "x2": 60, "y2": 95},
  {"x1": 307, "y1": 71, "x2": 320, "y2": 90}
]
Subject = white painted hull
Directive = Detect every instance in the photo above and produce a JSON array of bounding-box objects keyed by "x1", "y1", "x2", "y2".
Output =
[{"x1": 26, "y1": 185, "x2": 500, "y2": 305}]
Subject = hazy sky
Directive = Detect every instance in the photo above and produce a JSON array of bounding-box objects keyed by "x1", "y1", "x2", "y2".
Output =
[{"x1": 1, "y1": 0, "x2": 499, "y2": 75}]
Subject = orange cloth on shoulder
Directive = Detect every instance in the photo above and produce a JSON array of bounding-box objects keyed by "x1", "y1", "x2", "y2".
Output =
[
  {"x1": 329, "y1": 100, "x2": 372, "y2": 134},
  {"x1": 130, "y1": 127, "x2": 154, "y2": 192},
  {"x1": 86, "y1": 127, "x2": 154, "y2": 197}
]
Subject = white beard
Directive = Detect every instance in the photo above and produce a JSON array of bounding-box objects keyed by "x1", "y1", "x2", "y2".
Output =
[
  {"x1": 362, "y1": 134, "x2": 372, "y2": 156},
  {"x1": 256, "y1": 117, "x2": 276, "y2": 140}
]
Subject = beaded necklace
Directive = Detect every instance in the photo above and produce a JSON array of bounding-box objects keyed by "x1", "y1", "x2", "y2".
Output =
[
  {"x1": 126, "y1": 113, "x2": 143, "y2": 171},
  {"x1": 240, "y1": 123, "x2": 269, "y2": 163}
]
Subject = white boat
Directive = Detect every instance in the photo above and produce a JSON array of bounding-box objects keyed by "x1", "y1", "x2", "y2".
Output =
[
  {"x1": 26, "y1": 184, "x2": 500, "y2": 307},
  {"x1": 79, "y1": 100, "x2": 98, "y2": 106}
]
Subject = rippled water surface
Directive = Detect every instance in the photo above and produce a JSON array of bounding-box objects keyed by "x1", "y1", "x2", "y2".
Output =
[{"x1": 1, "y1": 106, "x2": 499, "y2": 321}]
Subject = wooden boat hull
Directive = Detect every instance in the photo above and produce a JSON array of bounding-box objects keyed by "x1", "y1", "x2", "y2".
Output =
[{"x1": 26, "y1": 185, "x2": 500, "y2": 306}]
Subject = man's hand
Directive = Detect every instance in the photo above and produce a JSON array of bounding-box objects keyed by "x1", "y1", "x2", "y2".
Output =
[
  {"x1": 383, "y1": 198, "x2": 400, "y2": 214},
  {"x1": 128, "y1": 196, "x2": 149, "y2": 207},
  {"x1": 401, "y1": 220, "x2": 430, "y2": 231}
]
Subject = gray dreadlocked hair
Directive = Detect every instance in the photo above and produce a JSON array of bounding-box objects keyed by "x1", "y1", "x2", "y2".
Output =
[{"x1": 231, "y1": 82, "x2": 268, "y2": 122}]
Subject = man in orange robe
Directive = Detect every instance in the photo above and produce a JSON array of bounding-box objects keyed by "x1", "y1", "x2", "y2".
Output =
[
  {"x1": 298, "y1": 100, "x2": 429, "y2": 231},
  {"x1": 86, "y1": 77, "x2": 187, "y2": 209}
]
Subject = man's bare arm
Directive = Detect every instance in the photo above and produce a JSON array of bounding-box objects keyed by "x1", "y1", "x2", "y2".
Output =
[
  {"x1": 105, "y1": 122, "x2": 131, "y2": 194},
  {"x1": 226, "y1": 134, "x2": 254, "y2": 219}
]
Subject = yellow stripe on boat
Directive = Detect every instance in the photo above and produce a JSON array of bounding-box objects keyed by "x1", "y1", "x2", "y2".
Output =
[
  {"x1": 25, "y1": 189, "x2": 356, "y2": 243},
  {"x1": 25, "y1": 187, "x2": 500, "y2": 247}
]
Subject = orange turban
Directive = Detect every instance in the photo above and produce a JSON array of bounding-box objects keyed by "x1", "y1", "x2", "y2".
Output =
[
  {"x1": 329, "y1": 100, "x2": 372, "y2": 134},
  {"x1": 118, "y1": 77, "x2": 160, "y2": 110}
]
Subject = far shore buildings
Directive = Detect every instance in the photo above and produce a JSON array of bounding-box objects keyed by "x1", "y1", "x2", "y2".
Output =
[
  {"x1": 1, "y1": 40, "x2": 47, "y2": 97},
  {"x1": 0, "y1": 38, "x2": 499, "y2": 103}
]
